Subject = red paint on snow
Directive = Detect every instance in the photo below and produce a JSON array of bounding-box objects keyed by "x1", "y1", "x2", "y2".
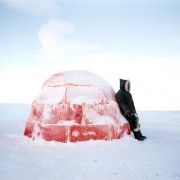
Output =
[
  {"x1": 24, "y1": 71, "x2": 130, "y2": 142},
  {"x1": 24, "y1": 121, "x2": 130, "y2": 143}
]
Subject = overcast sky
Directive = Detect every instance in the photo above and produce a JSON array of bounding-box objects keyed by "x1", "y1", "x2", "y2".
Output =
[{"x1": 0, "y1": 0, "x2": 180, "y2": 110}]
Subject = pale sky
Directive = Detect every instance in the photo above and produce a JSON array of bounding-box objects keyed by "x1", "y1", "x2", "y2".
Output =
[{"x1": 0, "y1": 0, "x2": 180, "y2": 110}]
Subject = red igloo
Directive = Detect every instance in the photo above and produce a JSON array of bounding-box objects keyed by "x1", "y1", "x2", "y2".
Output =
[{"x1": 24, "y1": 70, "x2": 130, "y2": 142}]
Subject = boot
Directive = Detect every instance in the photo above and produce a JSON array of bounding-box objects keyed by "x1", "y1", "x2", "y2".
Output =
[{"x1": 133, "y1": 130, "x2": 146, "y2": 141}]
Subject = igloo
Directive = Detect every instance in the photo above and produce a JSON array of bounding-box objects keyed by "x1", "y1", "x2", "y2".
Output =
[{"x1": 24, "y1": 70, "x2": 130, "y2": 142}]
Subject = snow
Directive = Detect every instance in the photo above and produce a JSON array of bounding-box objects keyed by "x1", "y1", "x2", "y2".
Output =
[
  {"x1": 25, "y1": 70, "x2": 125, "y2": 141},
  {"x1": 44, "y1": 70, "x2": 113, "y2": 90},
  {"x1": 67, "y1": 86, "x2": 103, "y2": 103},
  {"x1": 88, "y1": 115, "x2": 114, "y2": 125},
  {"x1": 37, "y1": 86, "x2": 66, "y2": 104},
  {"x1": 0, "y1": 104, "x2": 180, "y2": 180},
  {"x1": 39, "y1": 70, "x2": 115, "y2": 105}
]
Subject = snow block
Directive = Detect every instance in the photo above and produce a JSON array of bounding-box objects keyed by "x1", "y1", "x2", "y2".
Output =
[
  {"x1": 69, "y1": 123, "x2": 130, "y2": 142},
  {"x1": 24, "y1": 70, "x2": 130, "y2": 142},
  {"x1": 24, "y1": 122, "x2": 34, "y2": 138},
  {"x1": 69, "y1": 125, "x2": 110, "y2": 142},
  {"x1": 40, "y1": 125, "x2": 68, "y2": 142}
]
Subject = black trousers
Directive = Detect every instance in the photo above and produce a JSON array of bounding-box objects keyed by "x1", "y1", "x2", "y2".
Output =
[{"x1": 125, "y1": 113, "x2": 140, "y2": 132}]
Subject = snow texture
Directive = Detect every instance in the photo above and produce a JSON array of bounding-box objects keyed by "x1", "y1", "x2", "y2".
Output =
[
  {"x1": 44, "y1": 70, "x2": 113, "y2": 89},
  {"x1": 25, "y1": 70, "x2": 126, "y2": 144},
  {"x1": 0, "y1": 104, "x2": 180, "y2": 180},
  {"x1": 31, "y1": 70, "x2": 119, "y2": 126}
]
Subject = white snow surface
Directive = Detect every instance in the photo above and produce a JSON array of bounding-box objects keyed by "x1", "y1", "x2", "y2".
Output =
[
  {"x1": 0, "y1": 104, "x2": 180, "y2": 180},
  {"x1": 44, "y1": 70, "x2": 113, "y2": 90}
]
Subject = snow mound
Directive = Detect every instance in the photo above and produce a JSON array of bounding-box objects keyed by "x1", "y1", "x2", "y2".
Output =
[{"x1": 24, "y1": 70, "x2": 130, "y2": 142}]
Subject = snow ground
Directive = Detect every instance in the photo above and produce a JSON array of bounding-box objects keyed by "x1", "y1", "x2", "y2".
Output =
[{"x1": 0, "y1": 104, "x2": 180, "y2": 180}]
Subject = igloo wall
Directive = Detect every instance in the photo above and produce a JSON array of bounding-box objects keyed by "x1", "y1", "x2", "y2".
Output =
[{"x1": 24, "y1": 70, "x2": 130, "y2": 142}]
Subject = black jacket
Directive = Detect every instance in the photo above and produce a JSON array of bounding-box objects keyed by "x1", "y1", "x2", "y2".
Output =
[{"x1": 115, "y1": 79, "x2": 136, "y2": 117}]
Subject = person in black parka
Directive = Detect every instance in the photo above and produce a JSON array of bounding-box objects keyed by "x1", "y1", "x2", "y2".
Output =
[{"x1": 116, "y1": 79, "x2": 146, "y2": 141}]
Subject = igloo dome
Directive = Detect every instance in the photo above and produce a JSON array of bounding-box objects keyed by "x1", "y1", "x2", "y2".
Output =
[{"x1": 24, "y1": 70, "x2": 130, "y2": 142}]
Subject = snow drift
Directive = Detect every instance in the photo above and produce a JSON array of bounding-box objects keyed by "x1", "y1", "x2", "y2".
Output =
[{"x1": 24, "y1": 70, "x2": 130, "y2": 142}]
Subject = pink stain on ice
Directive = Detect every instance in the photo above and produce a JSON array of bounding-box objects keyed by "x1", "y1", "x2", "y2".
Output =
[{"x1": 24, "y1": 70, "x2": 130, "y2": 142}]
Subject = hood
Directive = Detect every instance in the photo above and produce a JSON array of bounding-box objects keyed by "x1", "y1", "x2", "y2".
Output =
[{"x1": 120, "y1": 79, "x2": 131, "y2": 92}]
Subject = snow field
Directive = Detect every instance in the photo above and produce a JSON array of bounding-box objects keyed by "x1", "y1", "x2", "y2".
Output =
[{"x1": 0, "y1": 104, "x2": 180, "y2": 180}]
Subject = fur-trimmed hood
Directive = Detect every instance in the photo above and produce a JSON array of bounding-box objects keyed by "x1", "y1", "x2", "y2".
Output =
[{"x1": 120, "y1": 79, "x2": 131, "y2": 92}]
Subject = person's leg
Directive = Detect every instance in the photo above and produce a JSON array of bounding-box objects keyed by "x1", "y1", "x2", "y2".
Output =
[{"x1": 126, "y1": 113, "x2": 146, "y2": 141}]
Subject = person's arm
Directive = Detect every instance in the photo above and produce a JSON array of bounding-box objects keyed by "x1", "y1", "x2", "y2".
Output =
[{"x1": 116, "y1": 92, "x2": 130, "y2": 115}]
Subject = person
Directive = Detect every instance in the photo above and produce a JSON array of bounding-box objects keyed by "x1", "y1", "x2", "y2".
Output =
[{"x1": 115, "y1": 79, "x2": 146, "y2": 141}]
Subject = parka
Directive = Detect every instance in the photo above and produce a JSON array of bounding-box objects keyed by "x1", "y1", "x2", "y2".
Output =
[{"x1": 115, "y1": 79, "x2": 136, "y2": 117}]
